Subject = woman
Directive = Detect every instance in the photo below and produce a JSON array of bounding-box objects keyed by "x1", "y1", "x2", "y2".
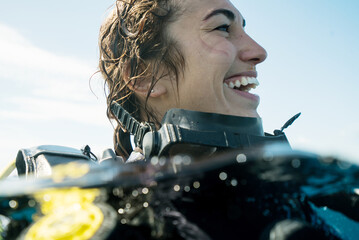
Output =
[
  {"x1": 97, "y1": 3, "x2": 356, "y2": 239},
  {"x1": 0, "y1": 1, "x2": 355, "y2": 239},
  {"x1": 99, "y1": 0, "x2": 267, "y2": 159}
]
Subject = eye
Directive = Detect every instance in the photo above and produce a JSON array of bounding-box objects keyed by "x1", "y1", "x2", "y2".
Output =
[{"x1": 214, "y1": 24, "x2": 230, "y2": 33}]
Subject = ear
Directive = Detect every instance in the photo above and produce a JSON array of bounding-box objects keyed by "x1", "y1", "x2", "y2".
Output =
[
  {"x1": 131, "y1": 81, "x2": 167, "y2": 98},
  {"x1": 148, "y1": 83, "x2": 167, "y2": 97},
  {"x1": 123, "y1": 62, "x2": 167, "y2": 98}
]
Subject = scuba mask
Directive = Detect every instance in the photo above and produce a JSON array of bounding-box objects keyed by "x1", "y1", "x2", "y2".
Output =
[{"x1": 111, "y1": 102, "x2": 300, "y2": 159}]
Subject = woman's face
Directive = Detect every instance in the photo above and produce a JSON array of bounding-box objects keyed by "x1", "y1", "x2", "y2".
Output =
[{"x1": 147, "y1": 0, "x2": 267, "y2": 119}]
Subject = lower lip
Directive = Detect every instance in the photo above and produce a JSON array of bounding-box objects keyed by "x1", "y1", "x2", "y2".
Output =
[{"x1": 232, "y1": 88, "x2": 260, "y2": 102}]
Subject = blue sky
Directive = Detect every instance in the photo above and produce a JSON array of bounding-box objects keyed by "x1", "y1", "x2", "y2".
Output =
[{"x1": 0, "y1": 0, "x2": 358, "y2": 168}]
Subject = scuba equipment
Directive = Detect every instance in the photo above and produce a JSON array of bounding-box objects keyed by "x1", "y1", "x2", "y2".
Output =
[
  {"x1": 110, "y1": 102, "x2": 299, "y2": 159},
  {"x1": 16, "y1": 188, "x2": 117, "y2": 240},
  {"x1": 6, "y1": 102, "x2": 349, "y2": 240},
  {"x1": 15, "y1": 145, "x2": 98, "y2": 178},
  {"x1": 1, "y1": 146, "x2": 359, "y2": 239}
]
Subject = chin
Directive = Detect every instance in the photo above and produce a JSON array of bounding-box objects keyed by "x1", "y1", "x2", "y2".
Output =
[{"x1": 230, "y1": 110, "x2": 260, "y2": 118}]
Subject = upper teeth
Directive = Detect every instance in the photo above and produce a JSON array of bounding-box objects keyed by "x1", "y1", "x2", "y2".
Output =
[{"x1": 224, "y1": 77, "x2": 259, "y2": 90}]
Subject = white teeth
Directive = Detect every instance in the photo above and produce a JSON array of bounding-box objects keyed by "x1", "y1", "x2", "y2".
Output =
[
  {"x1": 248, "y1": 77, "x2": 255, "y2": 84},
  {"x1": 241, "y1": 77, "x2": 248, "y2": 86},
  {"x1": 224, "y1": 77, "x2": 259, "y2": 91},
  {"x1": 248, "y1": 77, "x2": 259, "y2": 86}
]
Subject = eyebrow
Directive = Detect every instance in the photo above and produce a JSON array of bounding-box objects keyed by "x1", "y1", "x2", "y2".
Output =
[{"x1": 203, "y1": 9, "x2": 236, "y2": 22}]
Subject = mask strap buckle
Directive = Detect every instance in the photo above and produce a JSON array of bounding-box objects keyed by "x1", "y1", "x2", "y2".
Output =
[{"x1": 110, "y1": 102, "x2": 154, "y2": 149}]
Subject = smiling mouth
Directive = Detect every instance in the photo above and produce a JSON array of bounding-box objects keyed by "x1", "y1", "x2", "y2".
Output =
[{"x1": 223, "y1": 76, "x2": 259, "y2": 92}]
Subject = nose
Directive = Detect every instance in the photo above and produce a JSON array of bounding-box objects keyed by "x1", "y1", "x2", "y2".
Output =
[{"x1": 237, "y1": 33, "x2": 267, "y2": 65}]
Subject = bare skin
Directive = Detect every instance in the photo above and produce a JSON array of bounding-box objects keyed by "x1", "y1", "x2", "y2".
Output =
[{"x1": 135, "y1": 0, "x2": 267, "y2": 122}]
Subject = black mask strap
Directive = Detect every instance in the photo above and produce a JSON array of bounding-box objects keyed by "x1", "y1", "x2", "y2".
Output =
[
  {"x1": 110, "y1": 102, "x2": 154, "y2": 149},
  {"x1": 111, "y1": 103, "x2": 299, "y2": 159},
  {"x1": 142, "y1": 124, "x2": 291, "y2": 158}
]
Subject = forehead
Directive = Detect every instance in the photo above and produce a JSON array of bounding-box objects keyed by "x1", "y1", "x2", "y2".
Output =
[{"x1": 180, "y1": 0, "x2": 241, "y2": 20}]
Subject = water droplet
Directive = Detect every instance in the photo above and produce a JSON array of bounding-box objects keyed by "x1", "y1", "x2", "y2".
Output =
[
  {"x1": 219, "y1": 172, "x2": 228, "y2": 181},
  {"x1": 184, "y1": 186, "x2": 190, "y2": 192},
  {"x1": 132, "y1": 190, "x2": 139, "y2": 197},
  {"x1": 183, "y1": 155, "x2": 191, "y2": 165},
  {"x1": 323, "y1": 206, "x2": 328, "y2": 211},
  {"x1": 231, "y1": 179, "x2": 238, "y2": 187},
  {"x1": 337, "y1": 160, "x2": 352, "y2": 170},
  {"x1": 193, "y1": 181, "x2": 200, "y2": 189},
  {"x1": 143, "y1": 202, "x2": 149, "y2": 208},
  {"x1": 263, "y1": 209, "x2": 270, "y2": 216},
  {"x1": 151, "y1": 156, "x2": 159, "y2": 165},
  {"x1": 236, "y1": 154, "x2": 247, "y2": 163},
  {"x1": 125, "y1": 203, "x2": 131, "y2": 209},
  {"x1": 354, "y1": 188, "x2": 359, "y2": 195},
  {"x1": 113, "y1": 188, "x2": 121, "y2": 196},
  {"x1": 43, "y1": 194, "x2": 51, "y2": 202},
  {"x1": 149, "y1": 180, "x2": 157, "y2": 187},
  {"x1": 120, "y1": 219, "x2": 127, "y2": 224},
  {"x1": 28, "y1": 199, "x2": 36, "y2": 207},
  {"x1": 118, "y1": 208, "x2": 124, "y2": 214},
  {"x1": 173, "y1": 185, "x2": 180, "y2": 192},
  {"x1": 159, "y1": 157, "x2": 166, "y2": 166},
  {"x1": 291, "y1": 159, "x2": 301, "y2": 168},
  {"x1": 320, "y1": 156, "x2": 334, "y2": 164},
  {"x1": 142, "y1": 188, "x2": 149, "y2": 194},
  {"x1": 9, "y1": 200, "x2": 18, "y2": 209},
  {"x1": 263, "y1": 152, "x2": 274, "y2": 161},
  {"x1": 173, "y1": 155, "x2": 182, "y2": 165}
]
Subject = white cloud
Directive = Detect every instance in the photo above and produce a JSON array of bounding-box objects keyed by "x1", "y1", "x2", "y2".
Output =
[
  {"x1": 0, "y1": 22, "x2": 108, "y2": 126},
  {"x1": 0, "y1": 24, "x2": 93, "y2": 79},
  {"x1": 0, "y1": 23, "x2": 113, "y2": 167},
  {"x1": 0, "y1": 24, "x2": 30, "y2": 46}
]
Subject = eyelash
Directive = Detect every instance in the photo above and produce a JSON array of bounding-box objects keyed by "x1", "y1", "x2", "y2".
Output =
[{"x1": 214, "y1": 24, "x2": 230, "y2": 33}]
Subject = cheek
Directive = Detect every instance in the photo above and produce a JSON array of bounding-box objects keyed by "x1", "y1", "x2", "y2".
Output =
[{"x1": 199, "y1": 35, "x2": 236, "y2": 64}]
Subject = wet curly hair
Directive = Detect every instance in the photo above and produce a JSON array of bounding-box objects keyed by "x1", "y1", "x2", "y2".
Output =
[{"x1": 99, "y1": 0, "x2": 185, "y2": 158}]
